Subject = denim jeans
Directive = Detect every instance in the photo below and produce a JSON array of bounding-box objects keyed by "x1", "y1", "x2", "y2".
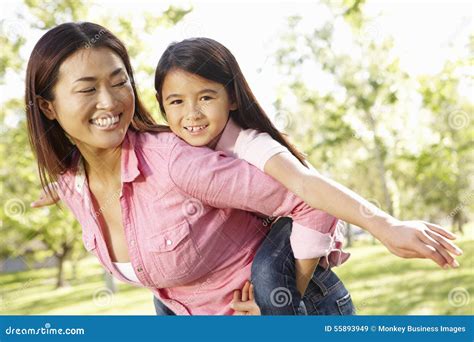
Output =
[{"x1": 154, "y1": 217, "x2": 355, "y2": 316}]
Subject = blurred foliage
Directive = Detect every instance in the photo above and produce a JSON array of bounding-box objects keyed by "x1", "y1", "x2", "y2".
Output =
[{"x1": 273, "y1": 0, "x2": 473, "y2": 229}]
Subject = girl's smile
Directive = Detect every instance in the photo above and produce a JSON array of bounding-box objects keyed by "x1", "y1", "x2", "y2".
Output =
[{"x1": 161, "y1": 69, "x2": 237, "y2": 147}]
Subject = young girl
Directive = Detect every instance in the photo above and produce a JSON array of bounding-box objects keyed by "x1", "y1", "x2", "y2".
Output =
[
  {"x1": 31, "y1": 31, "x2": 461, "y2": 315},
  {"x1": 151, "y1": 37, "x2": 463, "y2": 313}
]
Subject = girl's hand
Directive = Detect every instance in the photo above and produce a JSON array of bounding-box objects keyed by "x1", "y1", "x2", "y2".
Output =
[
  {"x1": 230, "y1": 281, "x2": 261, "y2": 315},
  {"x1": 377, "y1": 219, "x2": 463, "y2": 269},
  {"x1": 30, "y1": 184, "x2": 60, "y2": 208}
]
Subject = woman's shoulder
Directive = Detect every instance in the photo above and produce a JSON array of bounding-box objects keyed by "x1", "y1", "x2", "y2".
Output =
[{"x1": 132, "y1": 129, "x2": 183, "y2": 149}]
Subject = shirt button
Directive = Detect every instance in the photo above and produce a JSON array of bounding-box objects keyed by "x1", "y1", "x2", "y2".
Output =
[
  {"x1": 136, "y1": 267, "x2": 143, "y2": 272},
  {"x1": 166, "y1": 239, "x2": 173, "y2": 246},
  {"x1": 130, "y1": 240, "x2": 135, "y2": 246}
]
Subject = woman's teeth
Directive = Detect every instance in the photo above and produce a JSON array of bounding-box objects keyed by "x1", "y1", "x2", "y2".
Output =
[
  {"x1": 185, "y1": 125, "x2": 208, "y2": 133},
  {"x1": 90, "y1": 114, "x2": 120, "y2": 127}
]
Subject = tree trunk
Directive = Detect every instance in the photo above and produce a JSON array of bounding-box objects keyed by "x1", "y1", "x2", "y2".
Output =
[
  {"x1": 366, "y1": 111, "x2": 393, "y2": 215},
  {"x1": 56, "y1": 254, "x2": 65, "y2": 288},
  {"x1": 345, "y1": 222, "x2": 352, "y2": 247}
]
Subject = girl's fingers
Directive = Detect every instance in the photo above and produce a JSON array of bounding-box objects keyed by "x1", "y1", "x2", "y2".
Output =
[
  {"x1": 417, "y1": 237, "x2": 451, "y2": 268},
  {"x1": 249, "y1": 284, "x2": 255, "y2": 301},
  {"x1": 425, "y1": 229, "x2": 463, "y2": 257},
  {"x1": 241, "y1": 281, "x2": 250, "y2": 302},
  {"x1": 420, "y1": 231, "x2": 456, "y2": 267},
  {"x1": 232, "y1": 300, "x2": 256, "y2": 312},
  {"x1": 423, "y1": 221, "x2": 457, "y2": 240},
  {"x1": 233, "y1": 290, "x2": 241, "y2": 302}
]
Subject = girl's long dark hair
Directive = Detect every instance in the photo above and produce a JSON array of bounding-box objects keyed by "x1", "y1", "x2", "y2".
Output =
[
  {"x1": 25, "y1": 22, "x2": 168, "y2": 197},
  {"x1": 154, "y1": 37, "x2": 307, "y2": 167}
]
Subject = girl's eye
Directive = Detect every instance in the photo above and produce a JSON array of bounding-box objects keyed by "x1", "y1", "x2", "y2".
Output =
[
  {"x1": 79, "y1": 88, "x2": 95, "y2": 94},
  {"x1": 169, "y1": 99, "x2": 183, "y2": 105},
  {"x1": 113, "y1": 80, "x2": 128, "y2": 87},
  {"x1": 200, "y1": 96, "x2": 213, "y2": 101}
]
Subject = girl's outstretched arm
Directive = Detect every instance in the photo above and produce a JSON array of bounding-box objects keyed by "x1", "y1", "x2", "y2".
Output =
[{"x1": 264, "y1": 152, "x2": 463, "y2": 269}]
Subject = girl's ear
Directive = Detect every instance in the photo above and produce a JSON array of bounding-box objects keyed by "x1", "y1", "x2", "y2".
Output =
[
  {"x1": 229, "y1": 101, "x2": 238, "y2": 111},
  {"x1": 37, "y1": 97, "x2": 56, "y2": 121}
]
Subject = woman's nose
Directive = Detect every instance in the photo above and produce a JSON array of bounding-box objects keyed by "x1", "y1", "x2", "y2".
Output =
[{"x1": 96, "y1": 88, "x2": 118, "y2": 110}]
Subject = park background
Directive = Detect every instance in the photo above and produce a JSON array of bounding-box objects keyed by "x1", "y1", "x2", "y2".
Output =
[{"x1": 0, "y1": 0, "x2": 472, "y2": 315}]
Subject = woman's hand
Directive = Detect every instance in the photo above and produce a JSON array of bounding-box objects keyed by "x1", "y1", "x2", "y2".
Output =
[
  {"x1": 230, "y1": 281, "x2": 261, "y2": 315},
  {"x1": 30, "y1": 184, "x2": 60, "y2": 208},
  {"x1": 376, "y1": 219, "x2": 463, "y2": 269}
]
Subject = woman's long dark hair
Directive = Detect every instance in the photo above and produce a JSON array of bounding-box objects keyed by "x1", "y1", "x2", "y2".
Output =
[
  {"x1": 154, "y1": 37, "x2": 307, "y2": 167},
  {"x1": 25, "y1": 22, "x2": 168, "y2": 198}
]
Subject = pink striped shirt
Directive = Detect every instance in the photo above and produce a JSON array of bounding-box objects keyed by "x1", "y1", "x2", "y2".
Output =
[{"x1": 57, "y1": 130, "x2": 348, "y2": 315}]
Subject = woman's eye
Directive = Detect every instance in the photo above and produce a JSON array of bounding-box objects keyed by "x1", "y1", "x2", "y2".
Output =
[
  {"x1": 169, "y1": 99, "x2": 182, "y2": 105},
  {"x1": 113, "y1": 80, "x2": 128, "y2": 87},
  {"x1": 200, "y1": 96, "x2": 213, "y2": 101},
  {"x1": 79, "y1": 88, "x2": 95, "y2": 93}
]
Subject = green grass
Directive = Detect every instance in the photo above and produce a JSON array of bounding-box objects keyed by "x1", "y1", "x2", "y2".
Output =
[
  {"x1": 336, "y1": 230, "x2": 473, "y2": 315},
  {"x1": 1, "y1": 229, "x2": 472, "y2": 315}
]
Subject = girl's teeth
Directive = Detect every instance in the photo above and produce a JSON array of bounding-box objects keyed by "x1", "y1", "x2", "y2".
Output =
[{"x1": 187, "y1": 125, "x2": 206, "y2": 132}]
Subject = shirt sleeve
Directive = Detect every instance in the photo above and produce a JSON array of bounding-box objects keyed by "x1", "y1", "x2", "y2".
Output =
[
  {"x1": 167, "y1": 138, "x2": 342, "y2": 260},
  {"x1": 234, "y1": 129, "x2": 288, "y2": 171}
]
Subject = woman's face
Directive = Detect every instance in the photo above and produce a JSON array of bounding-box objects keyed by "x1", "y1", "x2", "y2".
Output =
[
  {"x1": 160, "y1": 69, "x2": 237, "y2": 148},
  {"x1": 41, "y1": 47, "x2": 135, "y2": 152}
]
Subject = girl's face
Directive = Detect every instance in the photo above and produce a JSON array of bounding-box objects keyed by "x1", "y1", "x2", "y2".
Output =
[
  {"x1": 161, "y1": 69, "x2": 237, "y2": 147},
  {"x1": 39, "y1": 47, "x2": 134, "y2": 153}
]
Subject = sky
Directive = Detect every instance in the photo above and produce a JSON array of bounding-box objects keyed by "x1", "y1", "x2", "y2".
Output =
[{"x1": 0, "y1": 0, "x2": 472, "y2": 116}]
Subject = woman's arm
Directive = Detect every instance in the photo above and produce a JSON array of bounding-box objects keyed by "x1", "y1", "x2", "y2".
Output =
[{"x1": 264, "y1": 152, "x2": 463, "y2": 268}]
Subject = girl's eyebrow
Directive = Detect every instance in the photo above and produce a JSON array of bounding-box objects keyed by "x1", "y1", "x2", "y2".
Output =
[
  {"x1": 165, "y1": 89, "x2": 218, "y2": 101},
  {"x1": 73, "y1": 67, "x2": 124, "y2": 83}
]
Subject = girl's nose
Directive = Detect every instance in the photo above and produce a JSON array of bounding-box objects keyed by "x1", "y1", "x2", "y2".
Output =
[{"x1": 185, "y1": 103, "x2": 204, "y2": 120}]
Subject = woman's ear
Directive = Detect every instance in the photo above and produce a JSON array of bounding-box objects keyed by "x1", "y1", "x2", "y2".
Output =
[{"x1": 37, "y1": 96, "x2": 56, "y2": 121}]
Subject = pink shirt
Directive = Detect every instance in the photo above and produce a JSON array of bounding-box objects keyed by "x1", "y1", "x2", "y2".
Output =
[
  {"x1": 57, "y1": 130, "x2": 348, "y2": 315},
  {"x1": 216, "y1": 118, "x2": 348, "y2": 260}
]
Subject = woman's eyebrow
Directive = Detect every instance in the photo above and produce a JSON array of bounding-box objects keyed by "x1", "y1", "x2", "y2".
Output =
[{"x1": 73, "y1": 67, "x2": 124, "y2": 83}]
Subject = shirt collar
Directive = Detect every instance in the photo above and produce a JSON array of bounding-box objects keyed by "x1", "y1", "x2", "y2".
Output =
[
  {"x1": 73, "y1": 130, "x2": 141, "y2": 195},
  {"x1": 215, "y1": 117, "x2": 241, "y2": 155}
]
